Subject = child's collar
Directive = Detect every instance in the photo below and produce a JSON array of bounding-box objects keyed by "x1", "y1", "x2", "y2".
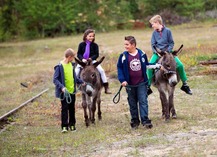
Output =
[{"x1": 156, "y1": 25, "x2": 164, "y2": 32}]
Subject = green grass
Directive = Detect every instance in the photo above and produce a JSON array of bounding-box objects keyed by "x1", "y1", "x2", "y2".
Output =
[{"x1": 0, "y1": 21, "x2": 217, "y2": 156}]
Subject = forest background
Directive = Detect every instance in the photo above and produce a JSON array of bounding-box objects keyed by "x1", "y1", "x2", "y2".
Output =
[{"x1": 0, "y1": 0, "x2": 217, "y2": 42}]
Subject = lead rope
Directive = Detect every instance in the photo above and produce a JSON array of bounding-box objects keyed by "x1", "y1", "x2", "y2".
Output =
[
  {"x1": 112, "y1": 86, "x2": 123, "y2": 104},
  {"x1": 113, "y1": 68, "x2": 160, "y2": 104},
  {"x1": 60, "y1": 89, "x2": 72, "y2": 104},
  {"x1": 112, "y1": 82, "x2": 147, "y2": 104},
  {"x1": 60, "y1": 84, "x2": 82, "y2": 104}
]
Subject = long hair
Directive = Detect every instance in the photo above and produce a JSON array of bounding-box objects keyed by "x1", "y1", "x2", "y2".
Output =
[{"x1": 83, "y1": 29, "x2": 95, "y2": 42}]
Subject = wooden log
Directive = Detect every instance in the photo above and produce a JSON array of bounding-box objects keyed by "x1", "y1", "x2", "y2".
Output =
[
  {"x1": 199, "y1": 60, "x2": 217, "y2": 65},
  {"x1": 0, "y1": 88, "x2": 49, "y2": 121}
]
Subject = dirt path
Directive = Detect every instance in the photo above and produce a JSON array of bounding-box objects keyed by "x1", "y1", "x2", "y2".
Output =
[
  {"x1": 87, "y1": 127, "x2": 217, "y2": 156},
  {"x1": 84, "y1": 78, "x2": 217, "y2": 156}
]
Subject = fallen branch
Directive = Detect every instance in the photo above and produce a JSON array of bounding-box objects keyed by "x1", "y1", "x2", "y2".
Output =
[
  {"x1": 199, "y1": 60, "x2": 217, "y2": 65},
  {"x1": 0, "y1": 88, "x2": 49, "y2": 121}
]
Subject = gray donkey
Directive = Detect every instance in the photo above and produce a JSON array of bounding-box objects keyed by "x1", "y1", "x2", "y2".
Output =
[
  {"x1": 75, "y1": 57, "x2": 104, "y2": 127},
  {"x1": 153, "y1": 45, "x2": 183, "y2": 121}
]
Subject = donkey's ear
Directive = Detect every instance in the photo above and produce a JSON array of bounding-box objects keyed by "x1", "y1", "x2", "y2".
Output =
[
  {"x1": 153, "y1": 46, "x2": 166, "y2": 57},
  {"x1": 75, "y1": 57, "x2": 86, "y2": 67},
  {"x1": 153, "y1": 46, "x2": 161, "y2": 53},
  {"x1": 93, "y1": 56, "x2": 105, "y2": 68},
  {"x1": 87, "y1": 58, "x2": 93, "y2": 66},
  {"x1": 172, "y1": 44, "x2": 183, "y2": 56}
]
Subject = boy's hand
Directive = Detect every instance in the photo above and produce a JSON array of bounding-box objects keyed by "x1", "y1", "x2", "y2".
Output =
[
  {"x1": 155, "y1": 63, "x2": 162, "y2": 69},
  {"x1": 62, "y1": 87, "x2": 66, "y2": 92},
  {"x1": 121, "y1": 81, "x2": 128, "y2": 87},
  {"x1": 82, "y1": 59, "x2": 87, "y2": 63}
]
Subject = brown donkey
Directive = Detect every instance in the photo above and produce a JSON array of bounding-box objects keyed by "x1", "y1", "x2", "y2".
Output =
[
  {"x1": 153, "y1": 45, "x2": 183, "y2": 121},
  {"x1": 75, "y1": 57, "x2": 104, "y2": 127}
]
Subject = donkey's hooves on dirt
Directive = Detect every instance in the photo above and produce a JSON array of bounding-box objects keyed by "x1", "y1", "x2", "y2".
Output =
[
  {"x1": 91, "y1": 120, "x2": 95, "y2": 124},
  {"x1": 172, "y1": 114, "x2": 177, "y2": 119},
  {"x1": 161, "y1": 114, "x2": 166, "y2": 119},
  {"x1": 98, "y1": 116, "x2": 102, "y2": 120},
  {"x1": 165, "y1": 118, "x2": 170, "y2": 123}
]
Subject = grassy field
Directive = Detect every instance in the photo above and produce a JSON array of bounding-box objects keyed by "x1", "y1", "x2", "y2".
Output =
[{"x1": 0, "y1": 21, "x2": 217, "y2": 157}]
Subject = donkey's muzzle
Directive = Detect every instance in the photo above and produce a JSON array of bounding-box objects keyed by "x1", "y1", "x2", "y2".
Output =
[
  {"x1": 168, "y1": 74, "x2": 178, "y2": 87},
  {"x1": 86, "y1": 84, "x2": 94, "y2": 96}
]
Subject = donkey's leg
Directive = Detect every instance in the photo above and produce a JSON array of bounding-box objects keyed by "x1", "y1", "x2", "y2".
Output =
[
  {"x1": 159, "y1": 88, "x2": 170, "y2": 121},
  {"x1": 97, "y1": 94, "x2": 102, "y2": 120},
  {"x1": 161, "y1": 99, "x2": 166, "y2": 119},
  {"x1": 83, "y1": 103, "x2": 89, "y2": 127},
  {"x1": 160, "y1": 95, "x2": 169, "y2": 121},
  {"x1": 158, "y1": 87, "x2": 169, "y2": 120},
  {"x1": 82, "y1": 94, "x2": 89, "y2": 127},
  {"x1": 169, "y1": 89, "x2": 177, "y2": 119},
  {"x1": 90, "y1": 96, "x2": 97, "y2": 124},
  {"x1": 82, "y1": 94, "x2": 90, "y2": 127},
  {"x1": 86, "y1": 96, "x2": 92, "y2": 125}
]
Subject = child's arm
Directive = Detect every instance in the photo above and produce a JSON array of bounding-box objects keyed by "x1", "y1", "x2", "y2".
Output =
[
  {"x1": 146, "y1": 63, "x2": 161, "y2": 69},
  {"x1": 143, "y1": 52, "x2": 161, "y2": 69},
  {"x1": 90, "y1": 43, "x2": 99, "y2": 60},
  {"x1": 53, "y1": 65, "x2": 64, "y2": 90},
  {"x1": 167, "y1": 29, "x2": 174, "y2": 52}
]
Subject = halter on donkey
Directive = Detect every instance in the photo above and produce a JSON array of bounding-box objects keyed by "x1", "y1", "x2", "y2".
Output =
[{"x1": 152, "y1": 45, "x2": 183, "y2": 121}]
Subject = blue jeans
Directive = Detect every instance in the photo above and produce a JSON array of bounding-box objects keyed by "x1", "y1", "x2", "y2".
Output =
[{"x1": 126, "y1": 83, "x2": 149, "y2": 125}]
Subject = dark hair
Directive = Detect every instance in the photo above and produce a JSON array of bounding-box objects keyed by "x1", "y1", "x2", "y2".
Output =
[
  {"x1": 124, "y1": 36, "x2": 136, "y2": 46},
  {"x1": 83, "y1": 29, "x2": 95, "y2": 42}
]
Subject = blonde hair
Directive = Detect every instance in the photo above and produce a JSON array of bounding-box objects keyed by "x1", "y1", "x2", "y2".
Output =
[
  {"x1": 64, "y1": 48, "x2": 75, "y2": 58},
  {"x1": 149, "y1": 15, "x2": 163, "y2": 25}
]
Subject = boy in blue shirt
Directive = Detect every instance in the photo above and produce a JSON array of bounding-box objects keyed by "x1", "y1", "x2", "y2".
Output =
[
  {"x1": 53, "y1": 48, "x2": 84, "y2": 133},
  {"x1": 117, "y1": 36, "x2": 161, "y2": 129},
  {"x1": 147, "y1": 15, "x2": 192, "y2": 95}
]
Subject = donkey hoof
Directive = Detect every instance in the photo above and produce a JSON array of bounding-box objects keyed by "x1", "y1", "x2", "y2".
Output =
[
  {"x1": 172, "y1": 114, "x2": 177, "y2": 119},
  {"x1": 91, "y1": 119, "x2": 95, "y2": 124},
  {"x1": 165, "y1": 118, "x2": 170, "y2": 123},
  {"x1": 85, "y1": 123, "x2": 89, "y2": 127}
]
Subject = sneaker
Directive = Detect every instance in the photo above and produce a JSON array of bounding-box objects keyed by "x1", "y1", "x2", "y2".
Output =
[
  {"x1": 61, "y1": 127, "x2": 68, "y2": 133},
  {"x1": 180, "y1": 85, "x2": 192, "y2": 95},
  {"x1": 147, "y1": 87, "x2": 153, "y2": 95},
  {"x1": 142, "y1": 119, "x2": 153, "y2": 129},
  {"x1": 70, "y1": 126, "x2": 76, "y2": 132}
]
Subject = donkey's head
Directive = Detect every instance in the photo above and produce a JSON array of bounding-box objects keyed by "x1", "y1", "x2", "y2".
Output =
[
  {"x1": 75, "y1": 57, "x2": 105, "y2": 96},
  {"x1": 153, "y1": 45, "x2": 183, "y2": 86}
]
